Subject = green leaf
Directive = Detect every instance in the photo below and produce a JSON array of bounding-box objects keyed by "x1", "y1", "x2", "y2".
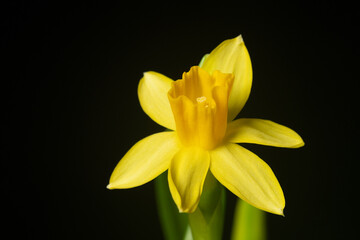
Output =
[
  {"x1": 188, "y1": 172, "x2": 226, "y2": 240},
  {"x1": 231, "y1": 199, "x2": 266, "y2": 240},
  {"x1": 154, "y1": 171, "x2": 190, "y2": 240}
]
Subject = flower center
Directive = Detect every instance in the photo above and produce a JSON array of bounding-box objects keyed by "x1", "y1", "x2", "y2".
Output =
[{"x1": 168, "y1": 66, "x2": 234, "y2": 150}]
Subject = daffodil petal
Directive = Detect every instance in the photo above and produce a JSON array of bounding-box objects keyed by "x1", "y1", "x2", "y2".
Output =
[
  {"x1": 168, "y1": 147, "x2": 210, "y2": 213},
  {"x1": 108, "y1": 131, "x2": 179, "y2": 189},
  {"x1": 210, "y1": 143, "x2": 285, "y2": 215},
  {"x1": 227, "y1": 118, "x2": 304, "y2": 148},
  {"x1": 138, "y1": 71, "x2": 176, "y2": 130},
  {"x1": 201, "y1": 35, "x2": 252, "y2": 120},
  {"x1": 198, "y1": 53, "x2": 209, "y2": 67}
]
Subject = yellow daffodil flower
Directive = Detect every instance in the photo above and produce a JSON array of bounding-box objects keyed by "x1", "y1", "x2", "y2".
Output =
[{"x1": 107, "y1": 35, "x2": 304, "y2": 215}]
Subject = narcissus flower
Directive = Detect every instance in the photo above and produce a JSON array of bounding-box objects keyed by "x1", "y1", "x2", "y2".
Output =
[{"x1": 107, "y1": 36, "x2": 304, "y2": 215}]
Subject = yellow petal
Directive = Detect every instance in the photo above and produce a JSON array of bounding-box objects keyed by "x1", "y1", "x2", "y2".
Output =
[
  {"x1": 227, "y1": 118, "x2": 304, "y2": 148},
  {"x1": 107, "y1": 131, "x2": 179, "y2": 189},
  {"x1": 138, "y1": 71, "x2": 176, "y2": 130},
  {"x1": 198, "y1": 53, "x2": 209, "y2": 67},
  {"x1": 168, "y1": 147, "x2": 210, "y2": 213},
  {"x1": 210, "y1": 143, "x2": 285, "y2": 215},
  {"x1": 201, "y1": 35, "x2": 252, "y2": 120}
]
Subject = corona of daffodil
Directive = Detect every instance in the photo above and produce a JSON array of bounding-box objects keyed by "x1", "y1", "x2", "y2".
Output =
[{"x1": 107, "y1": 35, "x2": 304, "y2": 215}]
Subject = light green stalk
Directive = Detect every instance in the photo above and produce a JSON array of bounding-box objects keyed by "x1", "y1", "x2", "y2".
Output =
[{"x1": 231, "y1": 199, "x2": 266, "y2": 240}]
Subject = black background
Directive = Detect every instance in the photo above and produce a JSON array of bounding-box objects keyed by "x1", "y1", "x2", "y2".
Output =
[{"x1": 2, "y1": 1, "x2": 358, "y2": 239}]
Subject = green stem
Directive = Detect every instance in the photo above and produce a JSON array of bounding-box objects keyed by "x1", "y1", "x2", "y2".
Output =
[
  {"x1": 231, "y1": 199, "x2": 266, "y2": 240},
  {"x1": 155, "y1": 172, "x2": 189, "y2": 240},
  {"x1": 188, "y1": 172, "x2": 226, "y2": 240},
  {"x1": 155, "y1": 171, "x2": 226, "y2": 240}
]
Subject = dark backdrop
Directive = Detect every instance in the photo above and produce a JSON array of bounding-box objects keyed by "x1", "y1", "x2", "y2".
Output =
[{"x1": 2, "y1": 1, "x2": 357, "y2": 239}]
